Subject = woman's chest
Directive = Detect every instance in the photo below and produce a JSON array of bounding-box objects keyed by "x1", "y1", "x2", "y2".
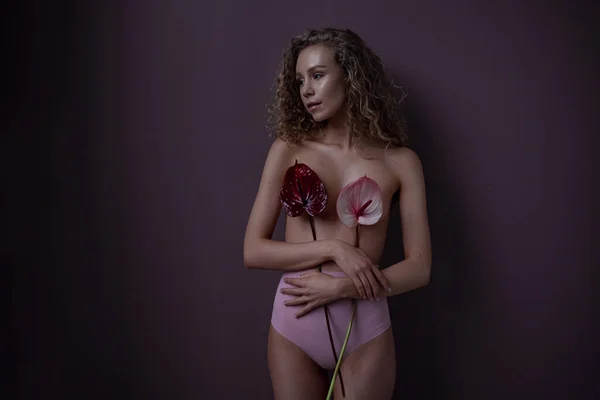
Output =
[{"x1": 290, "y1": 147, "x2": 399, "y2": 221}]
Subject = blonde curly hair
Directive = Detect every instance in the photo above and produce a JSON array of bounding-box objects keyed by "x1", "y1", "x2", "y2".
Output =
[{"x1": 267, "y1": 28, "x2": 408, "y2": 148}]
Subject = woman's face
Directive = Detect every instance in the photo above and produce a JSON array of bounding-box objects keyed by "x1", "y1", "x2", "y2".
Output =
[{"x1": 295, "y1": 44, "x2": 346, "y2": 123}]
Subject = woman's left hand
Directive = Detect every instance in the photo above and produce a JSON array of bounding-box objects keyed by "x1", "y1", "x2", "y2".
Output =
[{"x1": 281, "y1": 270, "x2": 341, "y2": 318}]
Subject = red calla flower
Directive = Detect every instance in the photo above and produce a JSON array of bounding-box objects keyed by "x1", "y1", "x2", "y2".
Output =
[
  {"x1": 280, "y1": 160, "x2": 328, "y2": 217},
  {"x1": 279, "y1": 160, "x2": 345, "y2": 396}
]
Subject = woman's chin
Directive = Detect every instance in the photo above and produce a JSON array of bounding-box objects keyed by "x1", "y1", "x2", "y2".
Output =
[{"x1": 310, "y1": 111, "x2": 329, "y2": 122}]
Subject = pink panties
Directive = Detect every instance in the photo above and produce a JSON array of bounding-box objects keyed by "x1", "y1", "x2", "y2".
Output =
[{"x1": 270, "y1": 271, "x2": 391, "y2": 370}]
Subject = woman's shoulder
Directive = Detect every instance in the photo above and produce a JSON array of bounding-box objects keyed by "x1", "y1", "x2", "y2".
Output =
[
  {"x1": 265, "y1": 137, "x2": 309, "y2": 169},
  {"x1": 269, "y1": 136, "x2": 320, "y2": 156},
  {"x1": 385, "y1": 145, "x2": 420, "y2": 163},
  {"x1": 267, "y1": 137, "x2": 297, "y2": 156},
  {"x1": 383, "y1": 145, "x2": 424, "y2": 182}
]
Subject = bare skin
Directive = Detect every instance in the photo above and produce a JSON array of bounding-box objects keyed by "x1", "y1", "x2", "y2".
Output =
[
  {"x1": 244, "y1": 44, "x2": 431, "y2": 399},
  {"x1": 262, "y1": 136, "x2": 417, "y2": 400}
]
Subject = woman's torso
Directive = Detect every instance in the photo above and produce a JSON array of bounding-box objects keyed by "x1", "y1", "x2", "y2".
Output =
[{"x1": 283, "y1": 139, "x2": 401, "y2": 273}]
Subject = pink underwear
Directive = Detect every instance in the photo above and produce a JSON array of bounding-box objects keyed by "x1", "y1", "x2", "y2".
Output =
[{"x1": 270, "y1": 271, "x2": 391, "y2": 370}]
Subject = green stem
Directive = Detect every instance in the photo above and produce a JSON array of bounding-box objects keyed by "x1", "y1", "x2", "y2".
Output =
[
  {"x1": 324, "y1": 307, "x2": 346, "y2": 396},
  {"x1": 325, "y1": 225, "x2": 360, "y2": 399},
  {"x1": 309, "y1": 216, "x2": 346, "y2": 396},
  {"x1": 326, "y1": 300, "x2": 357, "y2": 400}
]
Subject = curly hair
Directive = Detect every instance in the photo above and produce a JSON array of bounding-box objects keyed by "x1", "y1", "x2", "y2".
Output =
[{"x1": 267, "y1": 28, "x2": 408, "y2": 148}]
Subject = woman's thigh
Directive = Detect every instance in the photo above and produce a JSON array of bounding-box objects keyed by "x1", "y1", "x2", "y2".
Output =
[
  {"x1": 267, "y1": 324, "x2": 328, "y2": 400},
  {"x1": 334, "y1": 327, "x2": 396, "y2": 400}
]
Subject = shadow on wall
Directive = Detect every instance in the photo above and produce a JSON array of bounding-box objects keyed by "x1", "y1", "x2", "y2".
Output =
[{"x1": 378, "y1": 73, "x2": 476, "y2": 399}]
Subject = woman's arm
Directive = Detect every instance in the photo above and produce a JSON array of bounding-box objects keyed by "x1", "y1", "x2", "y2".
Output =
[
  {"x1": 338, "y1": 146, "x2": 432, "y2": 298},
  {"x1": 337, "y1": 258, "x2": 429, "y2": 299},
  {"x1": 279, "y1": 147, "x2": 431, "y2": 315},
  {"x1": 243, "y1": 138, "x2": 338, "y2": 272},
  {"x1": 245, "y1": 237, "x2": 340, "y2": 272}
]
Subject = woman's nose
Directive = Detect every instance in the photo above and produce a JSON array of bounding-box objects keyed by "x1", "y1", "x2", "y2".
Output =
[{"x1": 301, "y1": 83, "x2": 314, "y2": 98}]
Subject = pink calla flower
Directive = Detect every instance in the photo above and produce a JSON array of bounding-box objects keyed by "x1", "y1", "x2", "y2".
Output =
[
  {"x1": 336, "y1": 175, "x2": 383, "y2": 228},
  {"x1": 327, "y1": 175, "x2": 384, "y2": 400}
]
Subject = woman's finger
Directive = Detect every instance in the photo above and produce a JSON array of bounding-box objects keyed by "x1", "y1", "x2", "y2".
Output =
[
  {"x1": 360, "y1": 270, "x2": 376, "y2": 300},
  {"x1": 363, "y1": 269, "x2": 380, "y2": 301},
  {"x1": 295, "y1": 302, "x2": 318, "y2": 318},
  {"x1": 280, "y1": 287, "x2": 306, "y2": 296},
  {"x1": 351, "y1": 275, "x2": 366, "y2": 299},
  {"x1": 284, "y1": 296, "x2": 308, "y2": 306},
  {"x1": 356, "y1": 273, "x2": 370, "y2": 300},
  {"x1": 371, "y1": 265, "x2": 392, "y2": 292},
  {"x1": 283, "y1": 277, "x2": 304, "y2": 287},
  {"x1": 299, "y1": 270, "x2": 320, "y2": 278}
]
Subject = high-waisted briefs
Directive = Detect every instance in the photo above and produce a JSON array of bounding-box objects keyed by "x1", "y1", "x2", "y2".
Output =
[{"x1": 271, "y1": 271, "x2": 391, "y2": 370}]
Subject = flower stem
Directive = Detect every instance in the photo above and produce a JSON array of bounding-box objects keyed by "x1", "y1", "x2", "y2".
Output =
[
  {"x1": 326, "y1": 225, "x2": 361, "y2": 399},
  {"x1": 324, "y1": 307, "x2": 345, "y2": 397},
  {"x1": 308, "y1": 217, "x2": 318, "y2": 259},
  {"x1": 308, "y1": 216, "x2": 346, "y2": 397},
  {"x1": 326, "y1": 299, "x2": 356, "y2": 400}
]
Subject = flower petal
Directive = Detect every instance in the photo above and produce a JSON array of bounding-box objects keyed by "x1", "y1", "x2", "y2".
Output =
[
  {"x1": 336, "y1": 192, "x2": 359, "y2": 228},
  {"x1": 280, "y1": 164, "x2": 305, "y2": 217},
  {"x1": 280, "y1": 161, "x2": 327, "y2": 217},
  {"x1": 336, "y1": 176, "x2": 383, "y2": 227},
  {"x1": 295, "y1": 163, "x2": 328, "y2": 217}
]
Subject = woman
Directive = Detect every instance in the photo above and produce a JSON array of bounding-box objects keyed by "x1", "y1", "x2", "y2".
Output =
[{"x1": 243, "y1": 28, "x2": 431, "y2": 399}]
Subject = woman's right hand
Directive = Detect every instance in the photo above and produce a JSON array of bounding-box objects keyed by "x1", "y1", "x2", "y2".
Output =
[{"x1": 331, "y1": 240, "x2": 391, "y2": 300}]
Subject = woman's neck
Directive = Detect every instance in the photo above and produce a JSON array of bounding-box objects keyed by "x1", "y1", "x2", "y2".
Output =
[{"x1": 320, "y1": 109, "x2": 355, "y2": 151}]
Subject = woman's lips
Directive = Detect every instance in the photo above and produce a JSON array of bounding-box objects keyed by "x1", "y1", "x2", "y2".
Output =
[{"x1": 307, "y1": 102, "x2": 321, "y2": 112}]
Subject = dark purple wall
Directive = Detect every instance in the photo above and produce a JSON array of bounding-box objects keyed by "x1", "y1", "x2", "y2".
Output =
[{"x1": 7, "y1": 1, "x2": 598, "y2": 399}]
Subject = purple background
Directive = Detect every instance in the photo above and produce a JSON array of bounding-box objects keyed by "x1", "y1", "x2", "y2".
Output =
[{"x1": 6, "y1": 0, "x2": 599, "y2": 399}]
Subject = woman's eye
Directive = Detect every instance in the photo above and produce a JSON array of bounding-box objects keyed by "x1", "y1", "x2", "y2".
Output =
[
  {"x1": 313, "y1": 73, "x2": 323, "y2": 79},
  {"x1": 298, "y1": 79, "x2": 304, "y2": 86}
]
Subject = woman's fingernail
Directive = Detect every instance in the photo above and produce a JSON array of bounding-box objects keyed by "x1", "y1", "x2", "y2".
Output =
[{"x1": 388, "y1": 288, "x2": 392, "y2": 292}]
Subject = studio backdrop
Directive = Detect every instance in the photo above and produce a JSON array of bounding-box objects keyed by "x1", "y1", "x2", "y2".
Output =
[{"x1": 8, "y1": 1, "x2": 598, "y2": 399}]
